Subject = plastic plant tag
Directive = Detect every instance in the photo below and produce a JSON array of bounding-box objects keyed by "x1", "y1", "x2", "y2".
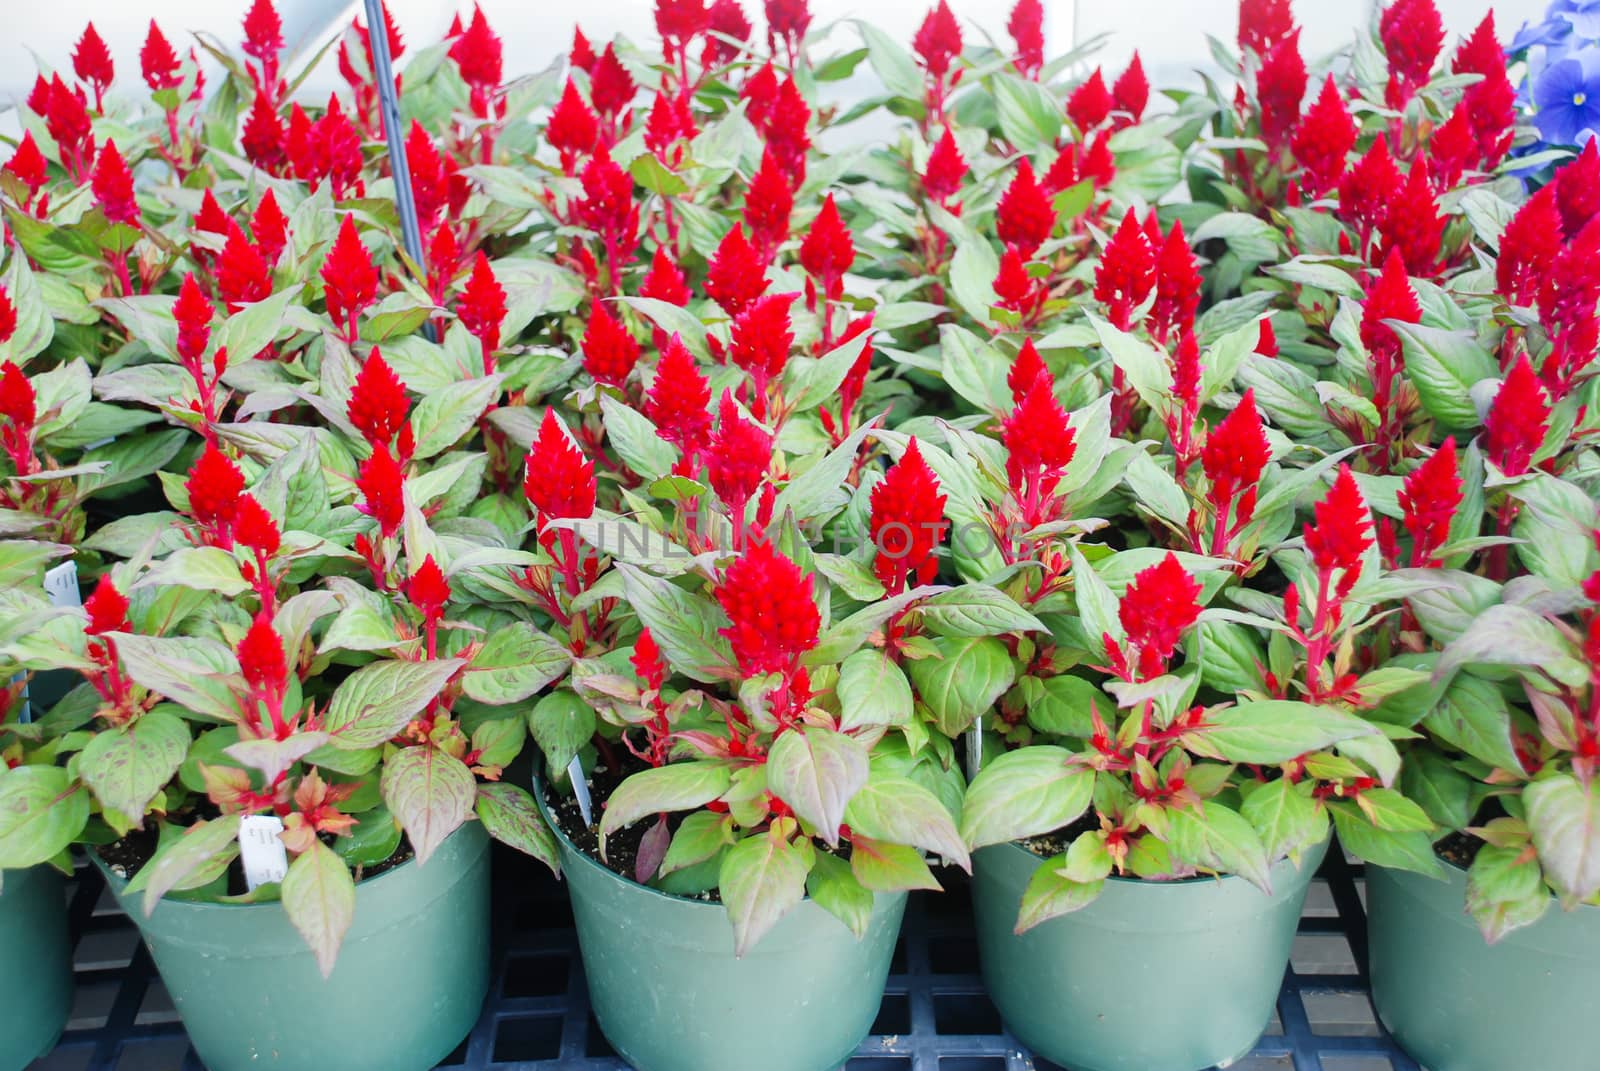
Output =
[
  {"x1": 18, "y1": 561, "x2": 82, "y2": 723},
  {"x1": 966, "y1": 716, "x2": 983, "y2": 779},
  {"x1": 239, "y1": 815, "x2": 290, "y2": 891},
  {"x1": 567, "y1": 755, "x2": 594, "y2": 826}
]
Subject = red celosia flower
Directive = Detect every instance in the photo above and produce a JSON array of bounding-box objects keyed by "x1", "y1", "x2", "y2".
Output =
[
  {"x1": 141, "y1": 21, "x2": 182, "y2": 92},
  {"x1": 996, "y1": 159, "x2": 1055, "y2": 258},
  {"x1": 743, "y1": 148, "x2": 794, "y2": 260},
  {"x1": 632, "y1": 627, "x2": 667, "y2": 693},
  {"x1": 870, "y1": 438, "x2": 948, "y2": 594},
  {"x1": 549, "y1": 80, "x2": 599, "y2": 174},
  {"x1": 1008, "y1": 0, "x2": 1044, "y2": 77},
  {"x1": 405, "y1": 123, "x2": 448, "y2": 226},
  {"x1": 43, "y1": 75, "x2": 93, "y2": 177},
  {"x1": 238, "y1": 613, "x2": 287, "y2": 698},
  {"x1": 348, "y1": 347, "x2": 410, "y2": 449},
  {"x1": 1094, "y1": 208, "x2": 1156, "y2": 330},
  {"x1": 1380, "y1": 0, "x2": 1444, "y2": 108},
  {"x1": 427, "y1": 225, "x2": 460, "y2": 294},
  {"x1": 765, "y1": 0, "x2": 811, "y2": 60},
  {"x1": 1046, "y1": 133, "x2": 1116, "y2": 194},
  {"x1": 450, "y1": 5, "x2": 504, "y2": 96},
  {"x1": 705, "y1": 0, "x2": 753, "y2": 67},
  {"x1": 1483, "y1": 354, "x2": 1550, "y2": 476},
  {"x1": 0, "y1": 290, "x2": 15, "y2": 346},
  {"x1": 590, "y1": 44, "x2": 637, "y2": 119},
  {"x1": 1113, "y1": 53, "x2": 1149, "y2": 125},
  {"x1": 913, "y1": 0, "x2": 963, "y2": 81},
  {"x1": 322, "y1": 216, "x2": 380, "y2": 337},
  {"x1": 647, "y1": 334, "x2": 713, "y2": 453},
  {"x1": 4, "y1": 133, "x2": 49, "y2": 201},
  {"x1": 644, "y1": 92, "x2": 697, "y2": 164},
  {"x1": 1427, "y1": 102, "x2": 1478, "y2": 191},
  {"x1": 1338, "y1": 135, "x2": 1402, "y2": 237},
  {"x1": 1398, "y1": 437, "x2": 1460, "y2": 566},
  {"x1": 284, "y1": 103, "x2": 314, "y2": 180},
  {"x1": 1292, "y1": 74, "x2": 1357, "y2": 198},
  {"x1": 1257, "y1": 30, "x2": 1307, "y2": 150},
  {"x1": 729, "y1": 293, "x2": 798, "y2": 389},
  {"x1": 407, "y1": 555, "x2": 451, "y2": 619},
  {"x1": 216, "y1": 224, "x2": 274, "y2": 313},
  {"x1": 706, "y1": 225, "x2": 770, "y2": 317},
  {"x1": 251, "y1": 191, "x2": 289, "y2": 263},
  {"x1": 241, "y1": 92, "x2": 286, "y2": 174},
  {"x1": 174, "y1": 273, "x2": 214, "y2": 364},
  {"x1": 1453, "y1": 10, "x2": 1501, "y2": 77},
  {"x1": 1376, "y1": 156, "x2": 1445, "y2": 275},
  {"x1": 1454, "y1": 13, "x2": 1514, "y2": 168},
  {"x1": 1238, "y1": 0, "x2": 1295, "y2": 54},
  {"x1": 656, "y1": 0, "x2": 710, "y2": 45},
  {"x1": 1150, "y1": 219, "x2": 1201, "y2": 344},
  {"x1": 577, "y1": 145, "x2": 640, "y2": 265},
  {"x1": 73, "y1": 23, "x2": 115, "y2": 109},
  {"x1": 1555, "y1": 140, "x2": 1600, "y2": 240},
  {"x1": 195, "y1": 189, "x2": 231, "y2": 237},
  {"x1": 185, "y1": 444, "x2": 246, "y2": 531},
  {"x1": 831, "y1": 315, "x2": 877, "y2": 425},
  {"x1": 243, "y1": 0, "x2": 284, "y2": 63},
  {"x1": 457, "y1": 254, "x2": 507, "y2": 370},
  {"x1": 571, "y1": 26, "x2": 597, "y2": 71},
  {"x1": 92, "y1": 142, "x2": 140, "y2": 226},
  {"x1": 1068, "y1": 69, "x2": 1113, "y2": 131},
  {"x1": 234, "y1": 493, "x2": 281, "y2": 558},
  {"x1": 26, "y1": 75, "x2": 49, "y2": 117},
  {"x1": 922, "y1": 126, "x2": 968, "y2": 205},
  {"x1": 994, "y1": 247, "x2": 1044, "y2": 323},
  {"x1": 741, "y1": 62, "x2": 780, "y2": 129},
  {"x1": 523, "y1": 409, "x2": 597, "y2": 523},
  {"x1": 1001, "y1": 376, "x2": 1076, "y2": 498},
  {"x1": 1256, "y1": 318, "x2": 1278, "y2": 357},
  {"x1": 83, "y1": 577, "x2": 130, "y2": 636},
  {"x1": 764, "y1": 76, "x2": 812, "y2": 180},
  {"x1": 356, "y1": 443, "x2": 406, "y2": 538},
  {"x1": 716, "y1": 538, "x2": 819, "y2": 675},
  {"x1": 582, "y1": 303, "x2": 642, "y2": 387},
  {"x1": 1008, "y1": 338, "x2": 1049, "y2": 402},
  {"x1": 1171, "y1": 330, "x2": 1203, "y2": 460},
  {"x1": 1304, "y1": 465, "x2": 1373, "y2": 578},
  {"x1": 707, "y1": 391, "x2": 772, "y2": 512},
  {"x1": 640, "y1": 246, "x2": 691, "y2": 307},
  {"x1": 799, "y1": 194, "x2": 855, "y2": 308},
  {"x1": 314, "y1": 96, "x2": 365, "y2": 198},
  {"x1": 1202, "y1": 388, "x2": 1270, "y2": 534},
  {"x1": 1360, "y1": 248, "x2": 1421, "y2": 410},
  {"x1": 0, "y1": 361, "x2": 36, "y2": 429},
  {"x1": 1116, "y1": 552, "x2": 1202, "y2": 679}
]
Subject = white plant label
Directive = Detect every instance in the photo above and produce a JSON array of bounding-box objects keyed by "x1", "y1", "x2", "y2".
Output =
[
  {"x1": 43, "y1": 561, "x2": 81, "y2": 608},
  {"x1": 566, "y1": 755, "x2": 594, "y2": 826},
  {"x1": 239, "y1": 815, "x2": 290, "y2": 891}
]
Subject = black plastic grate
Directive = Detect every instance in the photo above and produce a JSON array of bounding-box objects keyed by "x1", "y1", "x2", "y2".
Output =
[{"x1": 30, "y1": 849, "x2": 1418, "y2": 1071}]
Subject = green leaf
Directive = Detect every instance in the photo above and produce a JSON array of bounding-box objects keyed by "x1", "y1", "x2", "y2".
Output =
[
  {"x1": 1240, "y1": 778, "x2": 1327, "y2": 862},
  {"x1": 136, "y1": 546, "x2": 249, "y2": 597},
  {"x1": 1390, "y1": 323, "x2": 1498, "y2": 431},
  {"x1": 850, "y1": 834, "x2": 940, "y2": 892},
  {"x1": 410, "y1": 376, "x2": 503, "y2": 459},
  {"x1": 1465, "y1": 844, "x2": 1552, "y2": 943},
  {"x1": 463, "y1": 622, "x2": 570, "y2": 704},
  {"x1": 139, "y1": 815, "x2": 243, "y2": 916},
  {"x1": 836, "y1": 650, "x2": 914, "y2": 730},
  {"x1": 281, "y1": 839, "x2": 356, "y2": 978},
  {"x1": 1524, "y1": 773, "x2": 1600, "y2": 907},
  {"x1": 1167, "y1": 800, "x2": 1272, "y2": 891},
  {"x1": 78, "y1": 710, "x2": 190, "y2": 821},
  {"x1": 475, "y1": 783, "x2": 560, "y2": 874},
  {"x1": 993, "y1": 74, "x2": 1064, "y2": 153},
  {"x1": 766, "y1": 728, "x2": 869, "y2": 847},
  {"x1": 1328, "y1": 803, "x2": 1442, "y2": 877},
  {"x1": 1090, "y1": 315, "x2": 1174, "y2": 409},
  {"x1": 1190, "y1": 701, "x2": 1379, "y2": 764},
  {"x1": 112, "y1": 634, "x2": 240, "y2": 722},
  {"x1": 1015, "y1": 853, "x2": 1103, "y2": 932},
  {"x1": 526, "y1": 690, "x2": 597, "y2": 775},
  {"x1": 617, "y1": 298, "x2": 709, "y2": 359},
  {"x1": 1422, "y1": 675, "x2": 1522, "y2": 773},
  {"x1": 1435, "y1": 604, "x2": 1589, "y2": 691},
  {"x1": 660, "y1": 811, "x2": 735, "y2": 876},
  {"x1": 380, "y1": 747, "x2": 477, "y2": 865},
  {"x1": 854, "y1": 19, "x2": 922, "y2": 100},
  {"x1": 844, "y1": 775, "x2": 969, "y2": 868},
  {"x1": 616, "y1": 564, "x2": 734, "y2": 683},
  {"x1": 334, "y1": 805, "x2": 403, "y2": 868},
  {"x1": 920, "y1": 585, "x2": 1044, "y2": 637},
  {"x1": 1061, "y1": 829, "x2": 1113, "y2": 883},
  {"x1": 806, "y1": 851, "x2": 874, "y2": 938},
  {"x1": 1025, "y1": 675, "x2": 1112, "y2": 739},
  {"x1": 719, "y1": 831, "x2": 810, "y2": 957},
  {"x1": 960, "y1": 747, "x2": 1093, "y2": 849},
  {"x1": 599, "y1": 763, "x2": 734, "y2": 848},
  {"x1": 599, "y1": 394, "x2": 677, "y2": 480},
  {"x1": 1401, "y1": 751, "x2": 1475, "y2": 831},
  {"x1": 219, "y1": 285, "x2": 304, "y2": 362},
  {"x1": 906, "y1": 635, "x2": 1016, "y2": 736},
  {"x1": 949, "y1": 239, "x2": 1000, "y2": 326},
  {"x1": 0, "y1": 767, "x2": 90, "y2": 869},
  {"x1": 325, "y1": 659, "x2": 467, "y2": 748},
  {"x1": 1357, "y1": 788, "x2": 1434, "y2": 834}
]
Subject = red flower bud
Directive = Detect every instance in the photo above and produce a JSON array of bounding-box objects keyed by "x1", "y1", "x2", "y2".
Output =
[
  {"x1": 141, "y1": 21, "x2": 182, "y2": 92},
  {"x1": 92, "y1": 142, "x2": 140, "y2": 227},
  {"x1": 174, "y1": 273, "x2": 215, "y2": 364},
  {"x1": 743, "y1": 147, "x2": 794, "y2": 259},
  {"x1": 1292, "y1": 75, "x2": 1357, "y2": 199},
  {"x1": 1398, "y1": 437, "x2": 1461, "y2": 566},
  {"x1": 705, "y1": 0, "x2": 754, "y2": 68},
  {"x1": 72, "y1": 23, "x2": 115, "y2": 105},
  {"x1": 656, "y1": 0, "x2": 711, "y2": 44},
  {"x1": 348, "y1": 347, "x2": 411, "y2": 450},
  {"x1": 764, "y1": 0, "x2": 812, "y2": 59},
  {"x1": 550, "y1": 80, "x2": 600, "y2": 173},
  {"x1": 83, "y1": 577, "x2": 130, "y2": 636},
  {"x1": 582, "y1": 303, "x2": 642, "y2": 387},
  {"x1": 457, "y1": 253, "x2": 508, "y2": 363},
  {"x1": 1257, "y1": 30, "x2": 1306, "y2": 150},
  {"x1": 590, "y1": 44, "x2": 637, "y2": 118},
  {"x1": 234, "y1": 493, "x2": 281, "y2": 558},
  {"x1": 238, "y1": 612, "x2": 288, "y2": 695},
  {"x1": 1555, "y1": 140, "x2": 1600, "y2": 240},
  {"x1": 1375, "y1": 156, "x2": 1445, "y2": 276},
  {"x1": 1380, "y1": 0, "x2": 1444, "y2": 109},
  {"x1": 1113, "y1": 53, "x2": 1150, "y2": 126},
  {"x1": 1202, "y1": 389, "x2": 1270, "y2": 528},
  {"x1": 0, "y1": 361, "x2": 37, "y2": 431},
  {"x1": 1454, "y1": 13, "x2": 1514, "y2": 169},
  {"x1": 407, "y1": 555, "x2": 452, "y2": 619},
  {"x1": 912, "y1": 1, "x2": 963, "y2": 80},
  {"x1": 3, "y1": 132, "x2": 48, "y2": 198},
  {"x1": 1339, "y1": 135, "x2": 1403, "y2": 237},
  {"x1": 185, "y1": 444, "x2": 246, "y2": 532},
  {"x1": 1483, "y1": 354, "x2": 1550, "y2": 477},
  {"x1": 194, "y1": 189, "x2": 231, "y2": 238},
  {"x1": 321, "y1": 215, "x2": 380, "y2": 335},
  {"x1": 1118, "y1": 552, "x2": 1202, "y2": 680},
  {"x1": 1238, "y1": 0, "x2": 1295, "y2": 55},
  {"x1": 707, "y1": 391, "x2": 772, "y2": 510},
  {"x1": 1001, "y1": 375, "x2": 1076, "y2": 495},
  {"x1": 1068, "y1": 69, "x2": 1113, "y2": 131},
  {"x1": 763, "y1": 76, "x2": 811, "y2": 180},
  {"x1": 0, "y1": 288, "x2": 15, "y2": 346},
  {"x1": 217, "y1": 224, "x2": 274, "y2": 314},
  {"x1": 43, "y1": 76, "x2": 93, "y2": 172},
  {"x1": 632, "y1": 627, "x2": 667, "y2": 692},
  {"x1": 640, "y1": 246, "x2": 691, "y2": 307},
  {"x1": 1304, "y1": 465, "x2": 1374, "y2": 578},
  {"x1": 1360, "y1": 248, "x2": 1422, "y2": 403},
  {"x1": 922, "y1": 126, "x2": 968, "y2": 205},
  {"x1": 1428, "y1": 102, "x2": 1478, "y2": 191},
  {"x1": 1007, "y1": 0, "x2": 1045, "y2": 78},
  {"x1": 577, "y1": 144, "x2": 640, "y2": 262},
  {"x1": 250, "y1": 191, "x2": 289, "y2": 264},
  {"x1": 996, "y1": 158, "x2": 1055, "y2": 258},
  {"x1": 242, "y1": 0, "x2": 285, "y2": 63},
  {"x1": 449, "y1": 4, "x2": 503, "y2": 92},
  {"x1": 570, "y1": 27, "x2": 598, "y2": 72},
  {"x1": 870, "y1": 438, "x2": 948, "y2": 594},
  {"x1": 706, "y1": 225, "x2": 769, "y2": 317},
  {"x1": 1094, "y1": 208, "x2": 1156, "y2": 330},
  {"x1": 729, "y1": 292, "x2": 798, "y2": 384},
  {"x1": 1007, "y1": 338, "x2": 1049, "y2": 403},
  {"x1": 242, "y1": 93, "x2": 286, "y2": 174},
  {"x1": 716, "y1": 538, "x2": 819, "y2": 676},
  {"x1": 523, "y1": 410, "x2": 597, "y2": 524},
  {"x1": 647, "y1": 334, "x2": 713, "y2": 452},
  {"x1": 1150, "y1": 218, "x2": 1201, "y2": 343},
  {"x1": 355, "y1": 443, "x2": 406, "y2": 538},
  {"x1": 799, "y1": 193, "x2": 855, "y2": 306}
]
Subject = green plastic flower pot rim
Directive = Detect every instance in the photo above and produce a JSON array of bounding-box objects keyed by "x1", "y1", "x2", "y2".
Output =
[
  {"x1": 0, "y1": 865, "x2": 74, "y2": 1071},
  {"x1": 1367, "y1": 858, "x2": 1600, "y2": 1071},
  {"x1": 537, "y1": 787, "x2": 907, "y2": 1071},
  {"x1": 971, "y1": 834, "x2": 1330, "y2": 1071},
  {"x1": 93, "y1": 820, "x2": 491, "y2": 1071}
]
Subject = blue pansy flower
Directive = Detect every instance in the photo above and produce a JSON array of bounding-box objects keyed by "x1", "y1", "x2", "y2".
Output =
[{"x1": 1533, "y1": 46, "x2": 1600, "y2": 144}]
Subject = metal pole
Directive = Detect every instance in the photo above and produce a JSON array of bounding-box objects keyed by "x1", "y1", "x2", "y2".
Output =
[{"x1": 362, "y1": 0, "x2": 438, "y2": 342}]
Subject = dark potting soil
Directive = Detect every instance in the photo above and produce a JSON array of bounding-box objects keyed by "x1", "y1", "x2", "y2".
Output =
[
  {"x1": 546, "y1": 749, "x2": 664, "y2": 888},
  {"x1": 1021, "y1": 812, "x2": 1099, "y2": 859},
  {"x1": 1434, "y1": 829, "x2": 1481, "y2": 870}
]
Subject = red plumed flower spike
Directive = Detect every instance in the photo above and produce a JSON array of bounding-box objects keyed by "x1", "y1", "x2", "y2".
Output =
[
  {"x1": 1360, "y1": 247, "x2": 1422, "y2": 361},
  {"x1": 194, "y1": 189, "x2": 230, "y2": 237},
  {"x1": 632, "y1": 627, "x2": 666, "y2": 693},
  {"x1": 589, "y1": 44, "x2": 637, "y2": 118},
  {"x1": 1257, "y1": 30, "x2": 1307, "y2": 150},
  {"x1": 321, "y1": 216, "x2": 379, "y2": 336},
  {"x1": 581, "y1": 303, "x2": 642, "y2": 387},
  {"x1": 1304, "y1": 465, "x2": 1374, "y2": 578},
  {"x1": 234, "y1": 493, "x2": 281, "y2": 559},
  {"x1": 0, "y1": 290, "x2": 15, "y2": 346},
  {"x1": 1338, "y1": 135, "x2": 1403, "y2": 236},
  {"x1": 1555, "y1": 140, "x2": 1600, "y2": 239},
  {"x1": 656, "y1": 0, "x2": 711, "y2": 44},
  {"x1": 1398, "y1": 438, "x2": 1461, "y2": 566},
  {"x1": 716, "y1": 539, "x2": 819, "y2": 676},
  {"x1": 707, "y1": 391, "x2": 772, "y2": 511},
  {"x1": 548, "y1": 80, "x2": 599, "y2": 173},
  {"x1": 1483, "y1": 354, "x2": 1550, "y2": 477},
  {"x1": 241, "y1": 93, "x2": 286, "y2": 173},
  {"x1": 141, "y1": 21, "x2": 182, "y2": 92},
  {"x1": 1454, "y1": 13, "x2": 1514, "y2": 168},
  {"x1": 0, "y1": 361, "x2": 36, "y2": 432},
  {"x1": 407, "y1": 555, "x2": 452, "y2": 619},
  {"x1": 4, "y1": 132, "x2": 49, "y2": 197},
  {"x1": 647, "y1": 334, "x2": 713, "y2": 453},
  {"x1": 1238, "y1": 0, "x2": 1295, "y2": 54},
  {"x1": 1427, "y1": 101, "x2": 1478, "y2": 192},
  {"x1": 1117, "y1": 552, "x2": 1203, "y2": 680},
  {"x1": 640, "y1": 246, "x2": 691, "y2": 307},
  {"x1": 870, "y1": 438, "x2": 948, "y2": 595},
  {"x1": 457, "y1": 254, "x2": 507, "y2": 370},
  {"x1": 994, "y1": 248, "x2": 1043, "y2": 322},
  {"x1": 799, "y1": 194, "x2": 855, "y2": 307},
  {"x1": 523, "y1": 410, "x2": 597, "y2": 523},
  {"x1": 704, "y1": 0, "x2": 753, "y2": 68},
  {"x1": 1292, "y1": 75, "x2": 1357, "y2": 198},
  {"x1": 356, "y1": 444, "x2": 406, "y2": 538},
  {"x1": 73, "y1": 23, "x2": 115, "y2": 107},
  {"x1": 243, "y1": 0, "x2": 285, "y2": 62},
  {"x1": 173, "y1": 273, "x2": 215, "y2": 364},
  {"x1": 706, "y1": 225, "x2": 769, "y2": 317},
  {"x1": 1380, "y1": 0, "x2": 1444, "y2": 108},
  {"x1": 83, "y1": 577, "x2": 130, "y2": 637},
  {"x1": 250, "y1": 191, "x2": 289, "y2": 264},
  {"x1": 571, "y1": 27, "x2": 597, "y2": 71},
  {"x1": 238, "y1": 613, "x2": 288, "y2": 695},
  {"x1": 450, "y1": 4, "x2": 504, "y2": 92},
  {"x1": 1007, "y1": 0, "x2": 1045, "y2": 78},
  {"x1": 92, "y1": 142, "x2": 140, "y2": 226},
  {"x1": 644, "y1": 92, "x2": 697, "y2": 163},
  {"x1": 743, "y1": 148, "x2": 794, "y2": 259},
  {"x1": 185, "y1": 444, "x2": 246, "y2": 532},
  {"x1": 1454, "y1": 11, "x2": 1502, "y2": 76},
  {"x1": 1001, "y1": 377, "x2": 1076, "y2": 497},
  {"x1": 1094, "y1": 208, "x2": 1156, "y2": 330},
  {"x1": 1497, "y1": 185, "x2": 1563, "y2": 307},
  {"x1": 1151, "y1": 219, "x2": 1201, "y2": 344},
  {"x1": 922, "y1": 127, "x2": 968, "y2": 205},
  {"x1": 1376, "y1": 156, "x2": 1445, "y2": 275},
  {"x1": 912, "y1": 1, "x2": 964, "y2": 80},
  {"x1": 1202, "y1": 389, "x2": 1270, "y2": 537},
  {"x1": 1068, "y1": 69, "x2": 1113, "y2": 131},
  {"x1": 1113, "y1": 53, "x2": 1149, "y2": 125},
  {"x1": 729, "y1": 292, "x2": 798, "y2": 387},
  {"x1": 996, "y1": 158, "x2": 1055, "y2": 258},
  {"x1": 217, "y1": 224, "x2": 274, "y2": 313},
  {"x1": 765, "y1": 0, "x2": 812, "y2": 59},
  {"x1": 348, "y1": 347, "x2": 411, "y2": 450},
  {"x1": 1008, "y1": 338, "x2": 1049, "y2": 402}
]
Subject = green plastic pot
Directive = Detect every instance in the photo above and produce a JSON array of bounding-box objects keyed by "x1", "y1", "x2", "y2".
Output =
[
  {"x1": 972, "y1": 835, "x2": 1330, "y2": 1071},
  {"x1": 95, "y1": 821, "x2": 490, "y2": 1071},
  {"x1": 1367, "y1": 860, "x2": 1600, "y2": 1071},
  {"x1": 546, "y1": 807, "x2": 906, "y2": 1071},
  {"x1": 0, "y1": 865, "x2": 73, "y2": 1071}
]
